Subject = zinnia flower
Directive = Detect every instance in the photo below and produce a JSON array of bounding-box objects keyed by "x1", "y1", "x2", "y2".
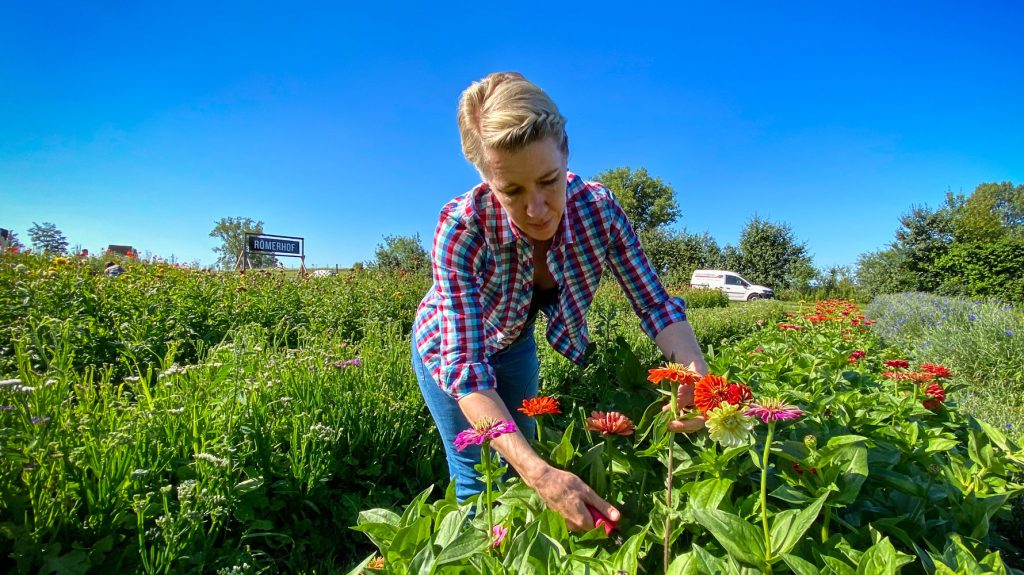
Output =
[
  {"x1": 454, "y1": 419, "x2": 518, "y2": 451},
  {"x1": 778, "y1": 323, "x2": 803, "y2": 330},
  {"x1": 745, "y1": 399, "x2": 803, "y2": 424},
  {"x1": 884, "y1": 359, "x2": 910, "y2": 369},
  {"x1": 848, "y1": 350, "x2": 866, "y2": 363},
  {"x1": 906, "y1": 371, "x2": 936, "y2": 384},
  {"x1": 882, "y1": 371, "x2": 910, "y2": 381},
  {"x1": 920, "y1": 363, "x2": 951, "y2": 379},
  {"x1": 491, "y1": 524, "x2": 508, "y2": 547},
  {"x1": 693, "y1": 374, "x2": 752, "y2": 415},
  {"x1": 705, "y1": 403, "x2": 755, "y2": 447},
  {"x1": 585, "y1": 411, "x2": 634, "y2": 436},
  {"x1": 366, "y1": 556, "x2": 385, "y2": 569},
  {"x1": 922, "y1": 384, "x2": 947, "y2": 410},
  {"x1": 647, "y1": 362, "x2": 702, "y2": 386},
  {"x1": 518, "y1": 396, "x2": 561, "y2": 417}
]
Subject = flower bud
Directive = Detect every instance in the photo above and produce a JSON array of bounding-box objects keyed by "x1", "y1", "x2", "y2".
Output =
[{"x1": 803, "y1": 434, "x2": 817, "y2": 450}]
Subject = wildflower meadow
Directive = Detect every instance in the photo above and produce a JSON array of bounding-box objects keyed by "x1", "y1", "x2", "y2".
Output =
[{"x1": 1, "y1": 253, "x2": 1022, "y2": 574}]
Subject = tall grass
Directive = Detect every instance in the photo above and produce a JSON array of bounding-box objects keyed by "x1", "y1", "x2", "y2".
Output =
[{"x1": 865, "y1": 292, "x2": 1024, "y2": 441}]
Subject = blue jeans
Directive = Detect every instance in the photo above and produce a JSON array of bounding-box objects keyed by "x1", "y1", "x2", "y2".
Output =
[{"x1": 412, "y1": 328, "x2": 538, "y2": 502}]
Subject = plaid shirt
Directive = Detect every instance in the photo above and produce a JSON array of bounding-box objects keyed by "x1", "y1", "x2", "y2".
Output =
[{"x1": 413, "y1": 172, "x2": 688, "y2": 399}]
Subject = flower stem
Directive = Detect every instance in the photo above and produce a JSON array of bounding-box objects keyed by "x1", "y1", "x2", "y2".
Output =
[
  {"x1": 482, "y1": 442, "x2": 494, "y2": 539},
  {"x1": 536, "y1": 416, "x2": 543, "y2": 444},
  {"x1": 760, "y1": 422, "x2": 775, "y2": 561},
  {"x1": 821, "y1": 506, "x2": 831, "y2": 543}
]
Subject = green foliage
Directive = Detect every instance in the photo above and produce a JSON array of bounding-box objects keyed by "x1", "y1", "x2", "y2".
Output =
[
  {"x1": 733, "y1": 215, "x2": 812, "y2": 290},
  {"x1": 592, "y1": 166, "x2": 680, "y2": 234},
  {"x1": 638, "y1": 227, "x2": 723, "y2": 288},
  {"x1": 371, "y1": 233, "x2": 430, "y2": 275},
  {"x1": 352, "y1": 300, "x2": 1024, "y2": 573},
  {"x1": 949, "y1": 182, "x2": 1024, "y2": 243},
  {"x1": 209, "y1": 216, "x2": 279, "y2": 270},
  {"x1": 27, "y1": 222, "x2": 69, "y2": 254},
  {"x1": 934, "y1": 237, "x2": 1024, "y2": 301},
  {"x1": 856, "y1": 248, "x2": 918, "y2": 300},
  {"x1": 865, "y1": 292, "x2": 1024, "y2": 440},
  {"x1": 894, "y1": 204, "x2": 956, "y2": 292}
]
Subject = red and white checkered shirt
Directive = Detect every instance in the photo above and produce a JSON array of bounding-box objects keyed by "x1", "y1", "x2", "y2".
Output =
[{"x1": 413, "y1": 172, "x2": 688, "y2": 399}]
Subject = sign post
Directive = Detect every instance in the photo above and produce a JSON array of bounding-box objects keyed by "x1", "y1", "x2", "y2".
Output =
[{"x1": 242, "y1": 233, "x2": 306, "y2": 274}]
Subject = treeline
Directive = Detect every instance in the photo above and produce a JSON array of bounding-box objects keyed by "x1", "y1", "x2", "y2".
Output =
[{"x1": 856, "y1": 181, "x2": 1024, "y2": 301}]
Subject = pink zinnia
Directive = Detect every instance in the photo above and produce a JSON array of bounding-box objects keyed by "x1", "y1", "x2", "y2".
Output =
[
  {"x1": 745, "y1": 399, "x2": 803, "y2": 424},
  {"x1": 491, "y1": 524, "x2": 508, "y2": 547},
  {"x1": 453, "y1": 419, "x2": 518, "y2": 452},
  {"x1": 884, "y1": 359, "x2": 910, "y2": 369}
]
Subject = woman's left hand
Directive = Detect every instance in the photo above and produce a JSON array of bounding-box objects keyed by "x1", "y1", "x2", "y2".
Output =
[{"x1": 663, "y1": 383, "x2": 706, "y2": 433}]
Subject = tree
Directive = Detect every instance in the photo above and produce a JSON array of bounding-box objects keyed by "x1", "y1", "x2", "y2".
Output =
[
  {"x1": 734, "y1": 216, "x2": 811, "y2": 290},
  {"x1": 893, "y1": 205, "x2": 955, "y2": 291},
  {"x1": 854, "y1": 247, "x2": 916, "y2": 299},
  {"x1": 638, "y1": 228, "x2": 724, "y2": 287},
  {"x1": 209, "y1": 217, "x2": 279, "y2": 270},
  {"x1": 948, "y1": 181, "x2": 1024, "y2": 243},
  {"x1": 0, "y1": 229, "x2": 24, "y2": 252},
  {"x1": 372, "y1": 233, "x2": 430, "y2": 274},
  {"x1": 591, "y1": 167, "x2": 680, "y2": 234},
  {"x1": 28, "y1": 222, "x2": 69, "y2": 254}
]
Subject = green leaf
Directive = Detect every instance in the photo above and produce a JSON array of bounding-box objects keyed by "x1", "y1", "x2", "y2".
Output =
[
  {"x1": 781, "y1": 552, "x2": 820, "y2": 575},
  {"x1": 351, "y1": 508, "x2": 402, "y2": 551},
  {"x1": 550, "y1": 420, "x2": 577, "y2": 467},
  {"x1": 435, "y1": 528, "x2": 489, "y2": 566},
  {"x1": 769, "y1": 493, "x2": 828, "y2": 556},
  {"x1": 343, "y1": 555, "x2": 375, "y2": 575},
  {"x1": 856, "y1": 537, "x2": 914, "y2": 575},
  {"x1": 433, "y1": 507, "x2": 470, "y2": 549},
  {"x1": 822, "y1": 554, "x2": 857, "y2": 575},
  {"x1": 690, "y1": 507, "x2": 767, "y2": 570},
  {"x1": 386, "y1": 516, "x2": 432, "y2": 569},
  {"x1": 667, "y1": 551, "x2": 700, "y2": 575},
  {"x1": 399, "y1": 485, "x2": 435, "y2": 527},
  {"x1": 687, "y1": 478, "x2": 734, "y2": 511},
  {"x1": 926, "y1": 437, "x2": 960, "y2": 454},
  {"x1": 407, "y1": 541, "x2": 436, "y2": 575},
  {"x1": 612, "y1": 526, "x2": 649, "y2": 575}
]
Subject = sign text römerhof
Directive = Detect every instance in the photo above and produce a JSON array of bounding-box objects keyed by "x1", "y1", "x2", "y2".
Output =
[{"x1": 247, "y1": 235, "x2": 301, "y2": 255}]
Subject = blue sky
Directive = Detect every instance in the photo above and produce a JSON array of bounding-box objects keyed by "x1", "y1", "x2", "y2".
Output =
[{"x1": 2, "y1": 1, "x2": 1022, "y2": 269}]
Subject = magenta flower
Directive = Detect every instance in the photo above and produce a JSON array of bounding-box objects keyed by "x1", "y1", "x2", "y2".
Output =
[
  {"x1": 454, "y1": 419, "x2": 518, "y2": 452},
  {"x1": 491, "y1": 524, "x2": 508, "y2": 547},
  {"x1": 745, "y1": 399, "x2": 803, "y2": 424}
]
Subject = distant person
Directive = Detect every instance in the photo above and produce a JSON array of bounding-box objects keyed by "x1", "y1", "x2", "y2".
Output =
[
  {"x1": 104, "y1": 261, "x2": 124, "y2": 277},
  {"x1": 411, "y1": 72, "x2": 710, "y2": 532}
]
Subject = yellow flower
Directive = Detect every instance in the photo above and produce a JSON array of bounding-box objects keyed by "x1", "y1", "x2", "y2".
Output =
[{"x1": 705, "y1": 403, "x2": 755, "y2": 448}]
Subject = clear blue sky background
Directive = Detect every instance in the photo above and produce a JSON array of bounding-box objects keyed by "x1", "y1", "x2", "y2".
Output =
[{"x1": 2, "y1": 1, "x2": 1022, "y2": 270}]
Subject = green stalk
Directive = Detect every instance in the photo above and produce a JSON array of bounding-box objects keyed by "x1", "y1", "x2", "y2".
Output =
[
  {"x1": 536, "y1": 415, "x2": 543, "y2": 444},
  {"x1": 760, "y1": 422, "x2": 775, "y2": 561},
  {"x1": 604, "y1": 435, "x2": 613, "y2": 485},
  {"x1": 482, "y1": 441, "x2": 494, "y2": 540},
  {"x1": 821, "y1": 506, "x2": 831, "y2": 543},
  {"x1": 664, "y1": 379, "x2": 679, "y2": 575}
]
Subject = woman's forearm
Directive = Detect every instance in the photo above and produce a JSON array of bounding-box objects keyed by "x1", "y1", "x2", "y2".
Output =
[
  {"x1": 457, "y1": 389, "x2": 552, "y2": 486},
  {"x1": 654, "y1": 321, "x2": 709, "y2": 375}
]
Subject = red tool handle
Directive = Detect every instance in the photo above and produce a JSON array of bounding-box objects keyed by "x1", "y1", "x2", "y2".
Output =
[{"x1": 586, "y1": 504, "x2": 617, "y2": 535}]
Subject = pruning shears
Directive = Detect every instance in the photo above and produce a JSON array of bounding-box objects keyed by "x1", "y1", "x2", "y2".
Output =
[{"x1": 586, "y1": 504, "x2": 624, "y2": 545}]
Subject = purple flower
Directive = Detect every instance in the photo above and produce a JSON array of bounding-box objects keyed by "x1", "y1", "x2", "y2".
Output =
[
  {"x1": 454, "y1": 419, "x2": 518, "y2": 452},
  {"x1": 968, "y1": 314, "x2": 976, "y2": 321},
  {"x1": 1007, "y1": 330, "x2": 1015, "y2": 336},
  {"x1": 330, "y1": 357, "x2": 361, "y2": 369},
  {"x1": 0, "y1": 405, "x2": 13, "y2": 412},
  {"x1": 744, "y1": 399, "x2": 803, "y2": 424},
  {"x1": 30, "y1": 416, "x2": 51, "y2": 425}
]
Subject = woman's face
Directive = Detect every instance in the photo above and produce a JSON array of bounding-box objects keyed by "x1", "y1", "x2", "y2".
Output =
[{"x1": 482, "y1": 137, "x2": 568, "y2": 243}]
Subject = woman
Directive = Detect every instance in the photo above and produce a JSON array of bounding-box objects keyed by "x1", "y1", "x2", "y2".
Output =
[{"x1": 411, "y1": 72, "x2": 709, "y2": 532}]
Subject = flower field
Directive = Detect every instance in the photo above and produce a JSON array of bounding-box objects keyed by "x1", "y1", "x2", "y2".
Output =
[{"x1": 0, "y1": 254, "x2": 1022, "y2": 574}]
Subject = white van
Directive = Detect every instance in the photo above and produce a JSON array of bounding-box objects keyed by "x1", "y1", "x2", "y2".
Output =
[{"x1": 689, "y1": 270, "x2": 774, "y2": 301}]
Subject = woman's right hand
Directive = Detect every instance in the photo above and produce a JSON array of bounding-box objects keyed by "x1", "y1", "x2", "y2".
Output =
[{"x1": 527, "y1": 465, "x2": 620, "y2": 532}]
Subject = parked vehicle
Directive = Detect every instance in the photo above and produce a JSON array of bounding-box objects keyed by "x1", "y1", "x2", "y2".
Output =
[{"x1": 689, "y1": 269, "x2": 774, "y2": 301}]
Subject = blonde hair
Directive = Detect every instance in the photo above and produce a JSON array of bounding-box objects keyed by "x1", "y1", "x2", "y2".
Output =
[{"x1": 457, "y1": 72, "x2": 568, "y2": 173}]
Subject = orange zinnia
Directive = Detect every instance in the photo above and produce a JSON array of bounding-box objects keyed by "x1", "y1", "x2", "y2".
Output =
[
  {"x1": 694, "y1": 374, "x2": 752, "y2": 415},
  {"x1": 585, "y1": 411, "x2": 634, "y2": 436},
  {"x1": 518, "y1": 396, "x2": 561, "y2": 417},
  {"x1": 647, "y1": 362, "x2": 702, "y2": 386}
]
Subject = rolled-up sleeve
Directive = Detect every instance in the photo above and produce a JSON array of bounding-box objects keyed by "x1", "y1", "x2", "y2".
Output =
[
  {"x1": 604, "y1": 194, "x2": 688, "y2": 339},
  {"x1": 431, "y1": 212, "x2": 496, "y2": 400}
]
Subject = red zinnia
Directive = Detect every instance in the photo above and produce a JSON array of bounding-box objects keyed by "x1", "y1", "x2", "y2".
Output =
[
  {"x1": 884, "y1": 359, "x2": 910, "y2": 369},
  {"x1": 518, "y1": 396, "x2": 561, "y2": 417},
  {"x1": 848, "y1": 350, "x2": 866, "y2": 363},
  {"x1": 694, "y1": 374, "x2": 752, "y2": 415},
  {"x1": 922, "y1": 383, "x2": 947, "y2": 410},
  {"x1": 882, "y1": 371, "x2": 910, "y2": 381},
  {"x1": 778, "y1": 324, "x2": 803, "y2": 330},
  {"x1": 585, "y1": 411, "x2": 634, "y2": 436},
  {"x1": 920, "y1": 363, "x2": 952, "y2": 379}
]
